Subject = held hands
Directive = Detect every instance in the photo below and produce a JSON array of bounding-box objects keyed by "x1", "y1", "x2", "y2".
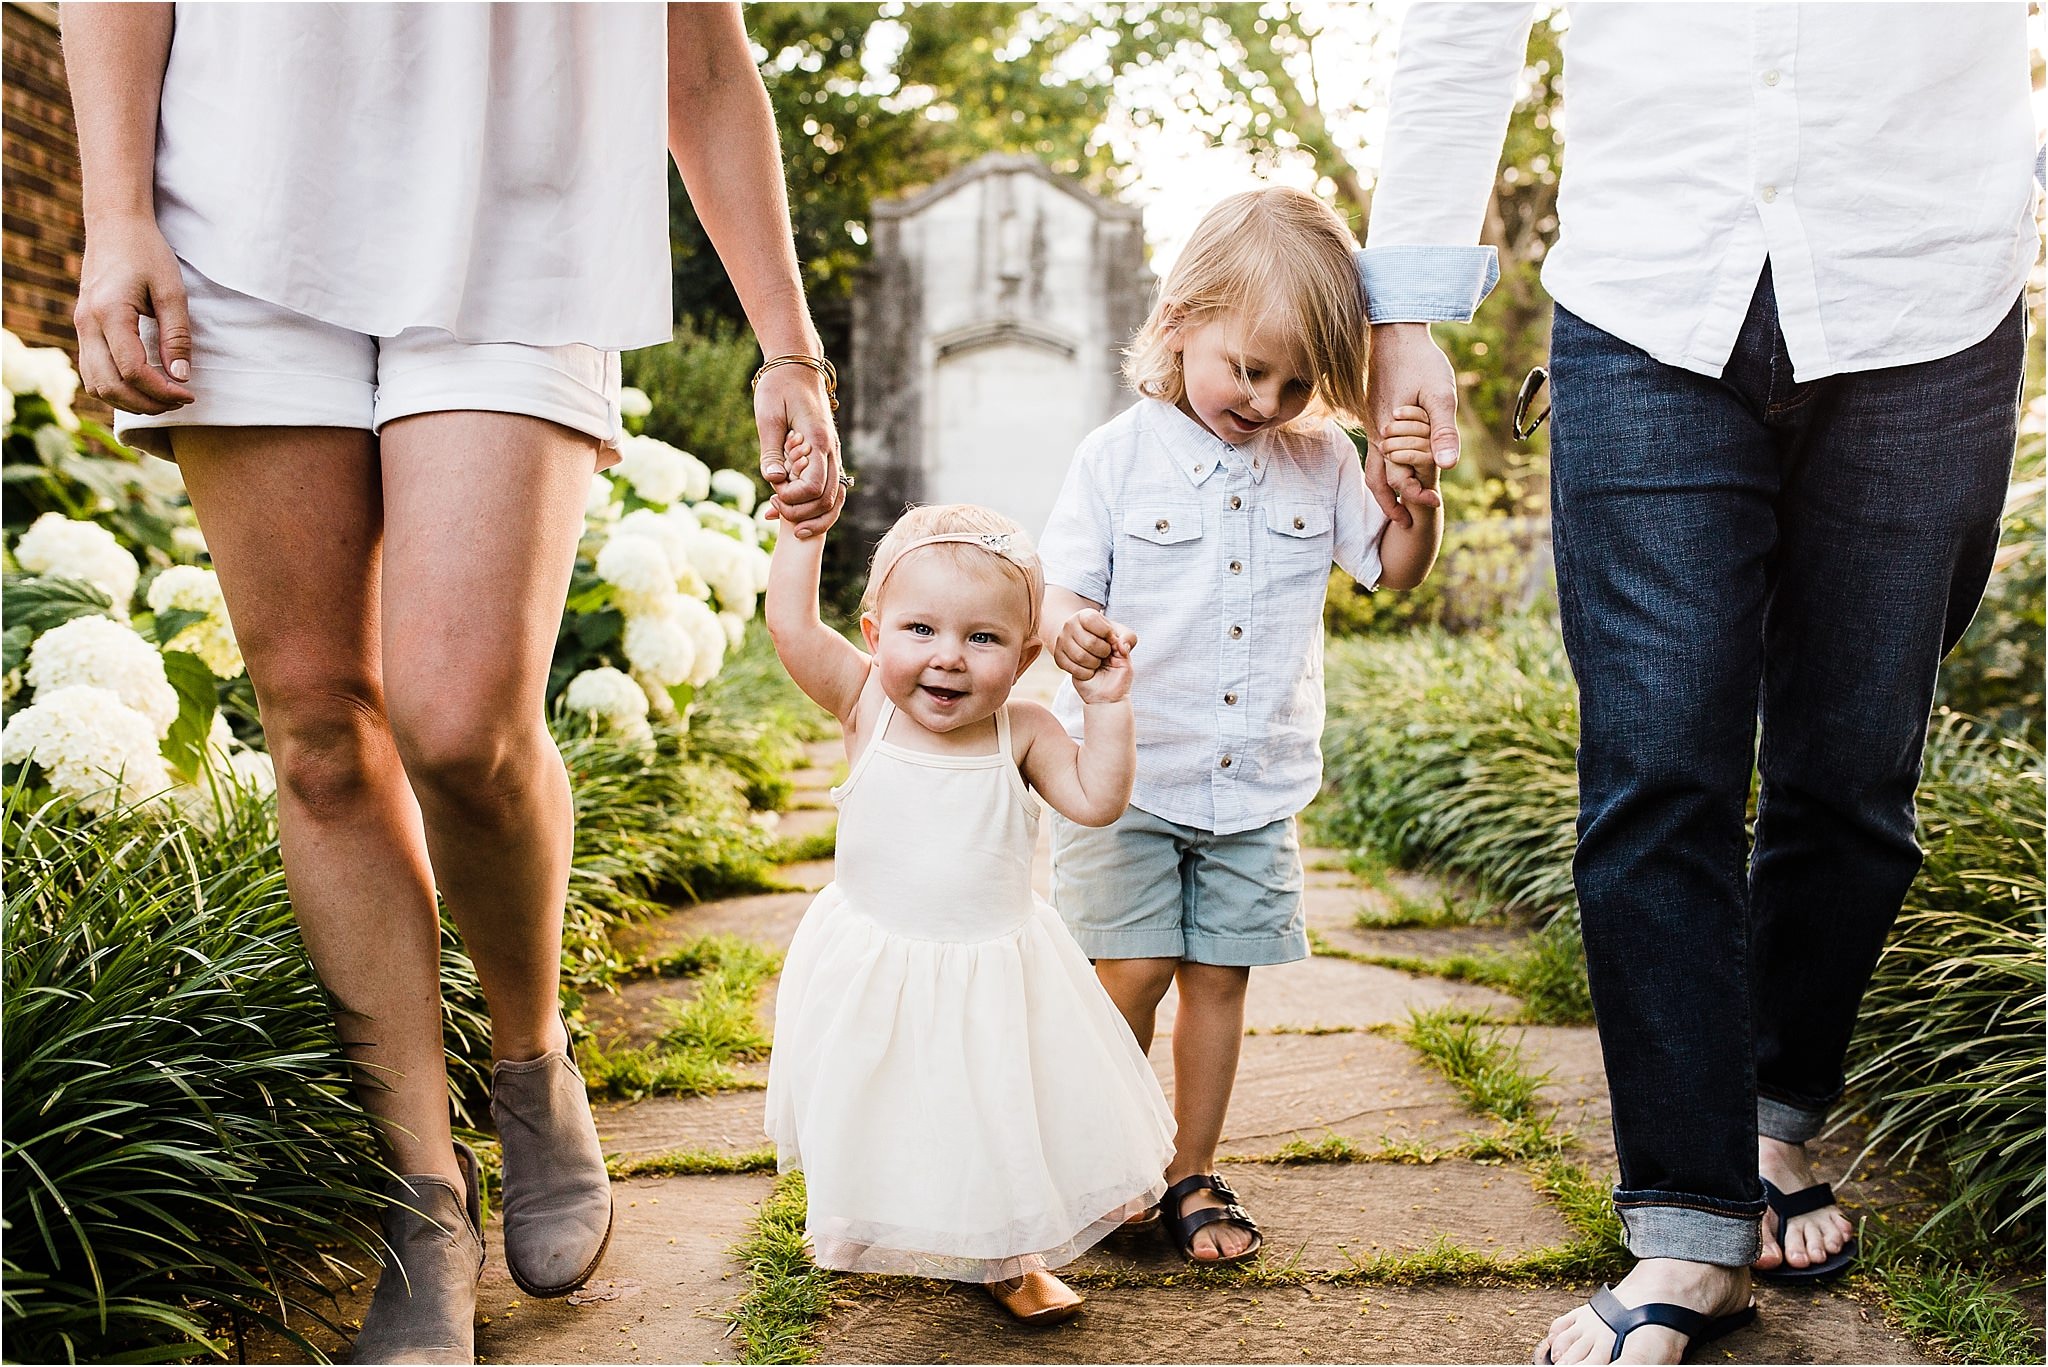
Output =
[
  {"x1": 1377, "y1": 405, "x2": 1443, "y2": 505},
  {"x1": 755, "y1": 364, "x2": 843, "y2": 537},
  {"x1": 74, "y1": 216, "x2": 195, "y2": 414},
  {"x1": 1055, "y1": 609, "x2": 1137, "y2": 705},
  {"x1": 1364, "y1": 322, "x2": 1460, "y2": 527}
]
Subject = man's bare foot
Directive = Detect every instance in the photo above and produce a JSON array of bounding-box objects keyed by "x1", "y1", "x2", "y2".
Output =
[
  {"x1": 1534, "y1": 1259, "x2": 1752, "y2": 1364},
  {"x1": 1754, "y1": 1136, "x2": 1855, "y2": 1272}
]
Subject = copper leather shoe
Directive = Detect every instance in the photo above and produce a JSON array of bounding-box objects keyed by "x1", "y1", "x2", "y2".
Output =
[{"x1": 987, "y1": 1268, "x2": 1084, "y2": 1326}]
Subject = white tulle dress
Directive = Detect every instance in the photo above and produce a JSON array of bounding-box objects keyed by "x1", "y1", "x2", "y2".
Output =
[{"x1": 764, "y1": 699, "x2": 1176, "y2": 1282}]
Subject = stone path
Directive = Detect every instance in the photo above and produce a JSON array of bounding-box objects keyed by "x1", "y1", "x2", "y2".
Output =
[{"x1": 260, "y1": 664, "x2": 1938, "y2": 1364}]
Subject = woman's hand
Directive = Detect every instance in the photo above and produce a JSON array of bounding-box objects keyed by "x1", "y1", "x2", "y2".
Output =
[
  {"x1": 74, "y1": 215, "x2": 193, "y2": 414},
  {"x1": 757, "y1": 380, "x2": 843, "y2": 537}
]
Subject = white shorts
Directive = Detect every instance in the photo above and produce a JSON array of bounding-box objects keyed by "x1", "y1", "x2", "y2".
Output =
[{"x1": 115, "y1": 260, "x2": 624, "y2": 464}]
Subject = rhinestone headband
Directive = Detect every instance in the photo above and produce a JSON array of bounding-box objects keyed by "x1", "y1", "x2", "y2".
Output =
[{"x1": 870, "y1": 532, "x2": 1040, "y2": 634}]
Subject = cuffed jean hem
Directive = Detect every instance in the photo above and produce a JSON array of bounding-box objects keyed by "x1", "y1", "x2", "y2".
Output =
[
  {"x1": 1757, "y1": 1094, "x2": 1829, "y2": 1144},
  {"x1": 1615, "y1": 1192, "x2": 1765, "y2": 1266}
]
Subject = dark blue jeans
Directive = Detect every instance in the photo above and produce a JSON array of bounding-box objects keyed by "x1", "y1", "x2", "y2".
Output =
[{"x1": 1548, "y1": 267, "x2": 2024, "y2": 1265}]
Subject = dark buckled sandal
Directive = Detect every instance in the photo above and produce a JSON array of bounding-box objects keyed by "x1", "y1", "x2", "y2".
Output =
[
  {"x1": 1162, "y1": 1173, "x2": 1262, "y2": 1265},
  {"x1": 1755, "y1": 1178, "x2": 1858, "y2": 1282}
]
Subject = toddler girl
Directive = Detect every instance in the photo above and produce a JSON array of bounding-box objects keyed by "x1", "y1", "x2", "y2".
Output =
[{"x1": 762, "y1": 483, "x2": 1175, "y2": 1324}]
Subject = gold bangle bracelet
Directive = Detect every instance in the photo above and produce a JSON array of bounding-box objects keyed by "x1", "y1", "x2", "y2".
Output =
[{"x1": 751, "y1": 354, "x2": 839, "y2": 412}]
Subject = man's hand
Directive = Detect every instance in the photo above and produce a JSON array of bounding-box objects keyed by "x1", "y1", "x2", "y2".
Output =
[
  {"x1": 1367, "y1": 322, "x2": 1461, "y2": 526},
  {"x1": 1054, "y1": 608, "x2": 1137, "y2": 682},
  {"x1": 756, "y1": 363, "x2": 842, "y2": 538}
]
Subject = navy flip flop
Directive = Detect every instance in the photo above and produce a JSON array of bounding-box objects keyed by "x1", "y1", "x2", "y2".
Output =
[
  {"x1": 1538, "y1": 1285, "x2": 1757, "y2": 1363},
  {"x1": 1755, "y1": 1177, "x2": 1858, "y2": 1282}
]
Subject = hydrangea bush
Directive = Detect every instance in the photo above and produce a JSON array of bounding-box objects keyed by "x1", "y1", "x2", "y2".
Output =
[{"x1": 553, "y1": 387, "x2": 773, "y2": 739}]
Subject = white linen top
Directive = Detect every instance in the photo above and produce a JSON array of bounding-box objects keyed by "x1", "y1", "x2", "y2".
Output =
[
  {"x1": 1039, "y1": 400, "x2": 1387, "y2": 835},
  {"x1": 1363, "y1": 2, "x2": 2039, "y2": 381},
  {"x1": 154, "y1": 2, "x2": 673, "y2": 348}
]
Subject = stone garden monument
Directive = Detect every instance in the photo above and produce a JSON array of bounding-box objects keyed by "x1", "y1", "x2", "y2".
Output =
[{"x1": 849, "y1": 154, "x2": 1152, "y2": 547}]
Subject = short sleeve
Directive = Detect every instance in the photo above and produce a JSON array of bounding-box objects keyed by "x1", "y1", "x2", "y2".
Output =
[
  {"x1": 1038, "y1": 438, "x2": 1115, "y2": 604},
  {"x1": 1331, "y1": 430, "x2": 1388, "y2": 589}
]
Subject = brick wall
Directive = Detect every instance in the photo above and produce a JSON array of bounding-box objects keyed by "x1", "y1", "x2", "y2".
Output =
[{"x1": 3, "y1": 2, "x2": 85, "y2": 359}]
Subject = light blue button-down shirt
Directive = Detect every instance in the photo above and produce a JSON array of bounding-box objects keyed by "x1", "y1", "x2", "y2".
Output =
[{"x1": 1040, "y1": 400, "x2": 1387, "y2": 835}]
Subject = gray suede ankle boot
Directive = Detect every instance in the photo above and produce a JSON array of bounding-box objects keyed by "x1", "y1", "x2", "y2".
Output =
[
  {"x1": 349, "y1": 1141, "x2": 484, "y2": 1365},
  {"x1": 490, "y1": 1041, "x2": 614, "y2": 1297}
]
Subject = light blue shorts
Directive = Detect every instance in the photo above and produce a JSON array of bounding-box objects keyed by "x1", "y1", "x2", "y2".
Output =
[{"x1": 1049, "y1": 806, "x2": 1306, "y2": 966}]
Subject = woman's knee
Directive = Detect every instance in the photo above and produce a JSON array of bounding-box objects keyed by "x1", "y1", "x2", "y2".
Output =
[
  {"x1": 260, "y1": 678, "x2": 395, "y2": 816},
  {"x1": 388, "y1": 701, "x2": 552, "y2": 818}
]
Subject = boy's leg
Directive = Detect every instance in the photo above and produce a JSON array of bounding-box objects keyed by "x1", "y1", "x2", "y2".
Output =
[
  {"x1": 1747, "y1": 295, "x2": 2023, "y2": 1271},
  {"x1": 1173, "y1": 815, "x2": 1307, "y2": 1259},
  {"x1": 1167, "y1": 960, "x2": 1253, "y2": 1258}
]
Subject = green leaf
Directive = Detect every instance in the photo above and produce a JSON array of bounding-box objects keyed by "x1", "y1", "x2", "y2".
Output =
[
  {"x1": 148, "y1": 608, "x2": 208, "y2": 649},
  {"x1": 565, "y1": 580, "x2": 615, "y2": 614},
  {"x1": 1, "y1": 574, "x2": 115, "y2": 634},
  {"x1": 1, "y1": 624, "x2": 30, "y2": 674},
  {"x1": 159, "y1": 650, "x2": 219, "y2": 783},
  {"x1": 32, "y1": 424, "x2": 72, "y2": 466},
  {"x1": 666, "y1": 683, "x2": 695, "y2": 714}
]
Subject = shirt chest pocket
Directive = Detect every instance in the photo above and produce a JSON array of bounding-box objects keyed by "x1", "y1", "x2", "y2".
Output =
[
  {"x1": 1265, "y1": 504, "x2": 1332, "y2": 552},
  {"x1": 1121, "y1": 505, "x2": 1204, "y2": 554}
]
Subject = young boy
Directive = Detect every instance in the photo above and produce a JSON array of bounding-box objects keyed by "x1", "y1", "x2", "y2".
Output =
[{"x1": 1038, "y1": 187, "x2": 1443, "y2": 1261}]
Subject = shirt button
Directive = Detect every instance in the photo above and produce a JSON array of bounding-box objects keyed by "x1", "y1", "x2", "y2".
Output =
[
  {"x1": 1761, "y1": 69, "x2": 1780, "y2": 86},
  {"x1": 1224, "y1": 692, "x2": 1238, "y2": 705},
  {"x1": 1228, "y1": 495, "x2": 1242, "y2": 511},
  {"x1": 1229, "y1": 625, "x2": 1243, "y2": 639},
  {"x1": 1219, "y1": 755, "x2": 1232, "y2": 769},
  {"x1": 1229, "y1": 560, "x2": 1243, "y2": 574},
  {"x1": 1155, "y1": 518, "x2": 1170, "y2": 532},
  {"x1": 1761, "y1": 185, "x2": 1778, "y2": 203},
  {"x1": 1292, "y1": 516, "x2": 1306, "y2": 530}
]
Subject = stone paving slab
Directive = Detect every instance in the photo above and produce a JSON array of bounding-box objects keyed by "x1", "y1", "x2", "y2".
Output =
[
  {"x1": 1070, "y1": 1160, "x2": 1572, "y2": 1277},
  {"x1": 241, "y1": 1174, "x2": 771, "y2": 1365},
  {"x1": 1247, "y1": 954, "x2": 1517, "y2": 1031},
  {"x1": 767, "y1": 805, "x2": 837, "y2": 847},
  {"x1": 614, "y1": 890, "x2": 815, "y2": 962},
  {"x1": 596, "y1": 1088, "x2": 770, "y2": 1162},
  {"x1": 815, "y1": 1279, "x2": 1927, "y2": 1365},
  {"x1": 1148, "y1": 1031, "x2": 1476, "y2": 1158}
]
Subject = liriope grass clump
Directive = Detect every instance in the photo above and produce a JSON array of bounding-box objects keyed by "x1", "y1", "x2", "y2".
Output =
[{"x1": 1, "y1": 780, "x2": 386, "y2": 1363}]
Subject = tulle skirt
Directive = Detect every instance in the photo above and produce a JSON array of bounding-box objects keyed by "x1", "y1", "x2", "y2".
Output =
[{"x1": 764, "y1": 883, "x2": 1177, "y2": 1282}]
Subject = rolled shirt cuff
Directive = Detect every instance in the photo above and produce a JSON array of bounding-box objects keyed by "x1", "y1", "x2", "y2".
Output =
[{"x1": 1356, "y1": 245, "x2": 1501, "y2": 324}]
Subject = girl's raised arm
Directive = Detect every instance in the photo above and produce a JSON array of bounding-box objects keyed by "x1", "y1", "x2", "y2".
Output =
[{"x1": 764, "y1": 494, "x2": 868, "y2": 725}]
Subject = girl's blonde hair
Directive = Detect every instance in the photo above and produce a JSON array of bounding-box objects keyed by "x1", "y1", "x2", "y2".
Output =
[
  {"x1": 862, "y1": 503, "x2": 1046, "y2": 635},
  {"x1": 1125, "y1": 187, "x2": 1370, "y2": 431}
]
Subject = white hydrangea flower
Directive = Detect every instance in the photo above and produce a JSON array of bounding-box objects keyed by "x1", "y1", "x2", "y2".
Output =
[
  {"x1": 619, "y1": 386, "x2": 653, "y2": 420},
  {"x1": 621, "y1": 604, "x2": 699, "y2": 687},
  {"x1": 681, "y1": 448, "x2": 712, "y2": 503},
  {"x1": 2, "y1": 386, "x2": 13, "y2": 428},
  {"x1": 13, "y1": 513, "x2": 139, "y2": 607},
  {"x1": 708, "y1": 467, "x2": 758, "y2": 516},
  {"x1": 614, "y1": 509, "x2": 694, "y2": 582},
  {"x1": 130, "y1": 457, "x2": 187, "y2": 501},
  {"x1": 670, "y1": 594, "x2": 727, "y2": 685},
  {"x1": 613, "y1": 434, "x2": 695, "y2": 506},
  {"x1": 693, "y1": 500, "x2": 759, "y2": 547},
  {"x1": 718, "y1": 610, "x2": 747, "y2": 649},
  {"x1": 584, "y1": 471, "x2": 619, "y2": 519},
  {"x1": 754, "y1": 505, "x2": 781, "y2": 545},
  {"x1": 25, "y1": 615, "x2": 179, "y2": 738},
  {"x1": 563, "y1": 666, "x2": 654, "y2": 742},
  {"x1": 146, "y1": 564, "x2": 243, "y2": 678},
  {"x1": 227, "y1": 746, "x2": 276, "y2": 795},
  {"x1": 665, "y1": 503, "x2": 702, "y2": 534},
  {"x1": 745, "y1": 542, "x2": 773, "y2": 595},
  {"x1": 594, "y1": 532, "x2": 675, "y2": 601},
  {"x1": 688, "y1": 531, "x2": 757, "y2": 615},
  {"x1": 1, "y1": 684, "x2": 173, "y2": 814},
  {"x1": 1, "y1": 330, "x2": 80, "y2": 430},
  {"x1": 171, "y1": 525, "x2": 209, "y2": 559}
]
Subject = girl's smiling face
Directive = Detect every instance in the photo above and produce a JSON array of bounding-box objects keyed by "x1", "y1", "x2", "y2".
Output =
[
  {"x1": 860, "y1": 548, "x2": 1040, "y2": 735},
  {"x1": 1169, "y1": 309, "x2": 1315, "y2": 445}
]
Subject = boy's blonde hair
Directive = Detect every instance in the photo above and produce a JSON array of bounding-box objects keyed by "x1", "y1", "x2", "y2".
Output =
[
  {"x1": 1125, "y1": 186, "x2": 1370, "y2": 431},
  {"x1": 862, "y1": 503, "x2": 1046, "y2": 635}
]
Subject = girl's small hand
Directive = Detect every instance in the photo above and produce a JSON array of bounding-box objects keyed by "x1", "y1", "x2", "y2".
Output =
[
  {"x1": 1378, "y1": 404, "x2": 1443, "y2": 501},
  {"x1": 1055, "y1": 609, "x2": 1135, "y2": 681},
  {"x1": 1072, "y1": 635, "x2": 1133, "y2": 705}
]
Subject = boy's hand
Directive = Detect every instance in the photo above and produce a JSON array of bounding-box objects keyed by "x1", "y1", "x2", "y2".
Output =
[
  {"x1": 1055, "y1": 608, "x2": 1136, "y2": 681},
  {"x1": 1072, "y1": 634, "x2": 1134, "y2": 705},
  {"x1": 1379, "y1": 405, "x2": 1443, "y2": 501}
]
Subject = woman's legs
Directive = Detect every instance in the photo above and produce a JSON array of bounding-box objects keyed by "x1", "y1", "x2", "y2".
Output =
[
  {"x1": 173, "y1": 427, "x2": 459, "y2": 1187},
  {"x1": 374, "y1": 411, "x2": 599, "y2": 1063}
]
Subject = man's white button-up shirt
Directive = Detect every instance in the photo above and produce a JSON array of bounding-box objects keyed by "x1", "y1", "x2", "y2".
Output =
[
  {"x1": 1360, "y1": 2, "x2": 2039, "y2": 381},
  {"x1": 1040, "y1": 400, "x2": 1387, "y2": 835}
]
